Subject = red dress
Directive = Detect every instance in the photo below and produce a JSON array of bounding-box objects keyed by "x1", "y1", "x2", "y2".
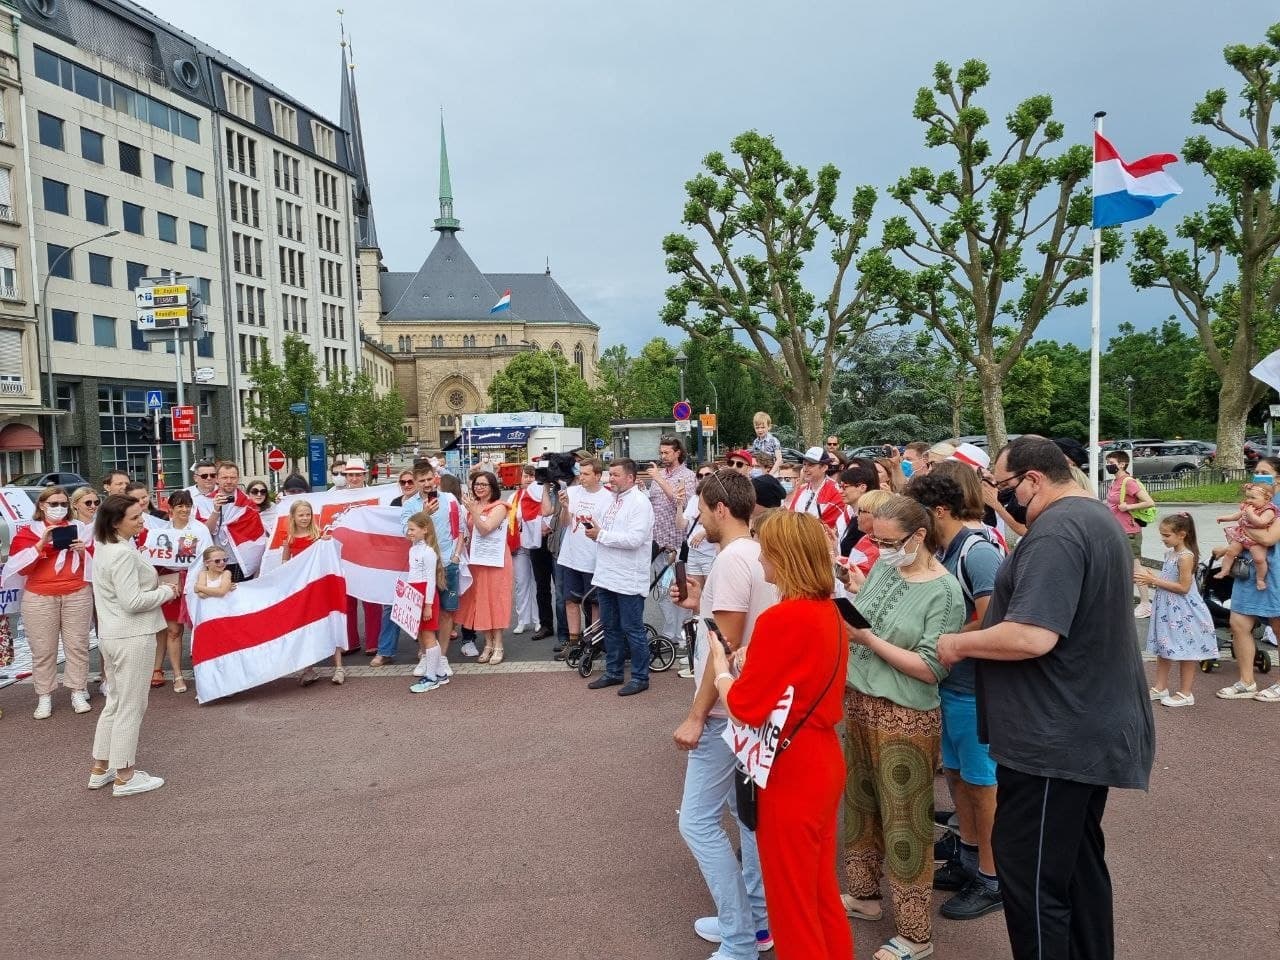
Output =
[{"x1": 727, "y1": 597, "x2": 851, "y2": 960}]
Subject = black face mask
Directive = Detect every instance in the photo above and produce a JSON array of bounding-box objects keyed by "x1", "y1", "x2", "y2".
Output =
[
  {"x1": 1104, "y1": 464, "x2": 1119, "y2": 475},
  {"x1": 999, "y1": 486, "x2": 1028, "y2": 526}
]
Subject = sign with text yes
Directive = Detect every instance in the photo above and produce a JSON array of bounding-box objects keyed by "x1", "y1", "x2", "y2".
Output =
[{"x1": 720, "y1": 684, "x2": 794, "y2": 789}]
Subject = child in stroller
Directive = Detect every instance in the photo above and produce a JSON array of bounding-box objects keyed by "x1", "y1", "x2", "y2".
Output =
[{"x1": 564, "y1": 586, "x2": 678, "y2": 678}]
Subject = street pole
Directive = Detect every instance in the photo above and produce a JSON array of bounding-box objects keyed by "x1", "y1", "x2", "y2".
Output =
[
  {"x1": 1125, "y1": 375, "x2": 1134, "y2": 441},
  {"x1": 552, "y1": 359, "x2": 559, "y2": 415},
  {"x1": 40, "y1": 229, "x2": 119, "y2": 469}
]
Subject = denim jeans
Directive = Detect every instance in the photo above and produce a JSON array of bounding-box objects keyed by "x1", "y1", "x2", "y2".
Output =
[
  {"x1": 679, "y1": 716, "x2": 768, "y2": 959},
  {"x1": 596, "y1": 588, "x2": 648, "y2": 683},
  {"x1": 376, "y1": 604, "x2": 402, "y2": 658},
  {"x1": 554, "y1": 566, "x2": 571, "y2": 646}
]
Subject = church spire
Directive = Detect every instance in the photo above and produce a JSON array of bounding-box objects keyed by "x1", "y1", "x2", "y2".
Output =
[
  {"x1": 339, "y1": 16, "x2": 378, "y2": 248},
  {"x1": 434, "y1": 113, "x2": 460, "y2": 232}
]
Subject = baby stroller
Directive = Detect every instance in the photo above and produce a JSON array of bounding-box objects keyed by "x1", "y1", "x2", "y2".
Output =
[
  {"x1": 1196, "y1": 557, "x2": 1275, "y2": 674},
  {"x1": 564, "y1": 586, "x2": 678, "y2": 678}
]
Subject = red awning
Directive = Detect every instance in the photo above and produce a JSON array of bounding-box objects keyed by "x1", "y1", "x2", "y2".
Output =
[{"x1": 0, "y1": 423, "x2": 44, "y2": 451}]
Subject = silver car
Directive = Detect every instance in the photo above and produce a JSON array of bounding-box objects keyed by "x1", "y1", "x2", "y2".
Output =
[{"x1": 1121, "y1": 442, "x2": 1208, "y2": 478}]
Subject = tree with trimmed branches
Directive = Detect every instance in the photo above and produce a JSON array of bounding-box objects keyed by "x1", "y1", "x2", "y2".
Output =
[
  {"x1": 877, "y1": 59, "x2": 1105, "y2": 452},
  {"x1": 1129, "y1": 24, "x2": 1280, "y2": 468},
  {"x1": 660, "y1": 130, "x2": 895, "y2": 444}
]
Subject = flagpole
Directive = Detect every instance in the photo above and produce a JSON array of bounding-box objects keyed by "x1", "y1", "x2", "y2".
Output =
[{"x1": 1089, "y1": 110, "x2": 1106, "y2": 497}]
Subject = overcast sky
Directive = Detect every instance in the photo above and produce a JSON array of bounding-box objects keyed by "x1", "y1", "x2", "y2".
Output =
[{"x1": 147, "y1": 0, "x2": 1278, "y2": 355}]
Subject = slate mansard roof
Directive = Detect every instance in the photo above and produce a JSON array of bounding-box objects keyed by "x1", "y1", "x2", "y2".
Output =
[{"x1": 381, "y1": 233, "x2": 597, "y2": 329}]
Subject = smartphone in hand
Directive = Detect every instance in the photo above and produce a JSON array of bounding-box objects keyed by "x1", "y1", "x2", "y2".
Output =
[
  {"x1": 674, "y1": 561, "x2": 688, "y2": 601},
  {"x1": 704, "y1": 617, "x2": 732, "y2": 656},
  {"x1": 834, "y1": 597, "x2": 872, "y2": 630}
]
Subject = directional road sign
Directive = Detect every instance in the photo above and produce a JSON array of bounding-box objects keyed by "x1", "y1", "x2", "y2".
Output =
[
  {"x1": 146, "y1": 390, "x2": 164, "y2": 410},
  {"x1": 593, "y1": 438, "x2": 605, "y2": 449},
  {"x1": 135, "y1": 285, "x2": 189, "y2": 308}
]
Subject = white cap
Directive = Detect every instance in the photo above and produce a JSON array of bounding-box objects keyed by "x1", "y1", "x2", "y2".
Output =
[
  {"x1": 801, "y1": 446, "x2": 833, "y2": 465},
  {"x1": 343, "y1": 457, "x2": 368, "y2": 472},
  {"x1": 950, "y1": 442, "x2": 990, "y2": 470}
]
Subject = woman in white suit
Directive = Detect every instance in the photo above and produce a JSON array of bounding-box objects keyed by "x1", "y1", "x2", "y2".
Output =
[{"x1": 88, "y1": 495, "x2": 180, "y2": 797}]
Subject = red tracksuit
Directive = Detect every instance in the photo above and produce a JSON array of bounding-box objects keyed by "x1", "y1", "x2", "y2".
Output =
[{"x1": 728, "y1": 598, "x2": 851, "y2": 960}]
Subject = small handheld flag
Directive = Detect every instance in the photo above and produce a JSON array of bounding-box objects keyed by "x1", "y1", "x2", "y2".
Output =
[
  {"x1": 490, "y1": 289, "x2": 511, "y2": 314},
  {"x1": 1092, "y1": 133, "x2": 1182, "y2": 229}
]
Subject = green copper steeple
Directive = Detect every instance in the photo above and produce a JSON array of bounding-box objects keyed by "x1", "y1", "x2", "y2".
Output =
[{"x1": 434, "y1": 115, "x2": 460, "y2": 232}]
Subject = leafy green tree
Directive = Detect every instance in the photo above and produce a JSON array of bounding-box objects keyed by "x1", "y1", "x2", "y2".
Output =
[
  {"x1": 1101, "y1": 320, "x2": 1214, "y2": 440},
  {"x1": 593, "y1": 344, "x2": 641, "y2": 420},
  {"x1": 879, "y1": 60, "x2": 1102, "y2": 451},
  {"x1": 830, "y1": 332, "x2": 957, "y2": 444},
  {"x1": 313, "y1": 371, "x2": 407, "y2": 463},
  {"x1": 1129, "y1": 24, "x2": 1280, "y2": 467},
  {"x1": 661, "y1": 130, "x2": 894, "y2": 444},
  {"x1": 244, "y1": 334, "x2": 321, "y2": 463},
  {"x1": 488, "y1": 350, "x2": 609, "y2": 443},
  {"x1": 623, "y1": 338, "x2": 682, "y2": 420}
]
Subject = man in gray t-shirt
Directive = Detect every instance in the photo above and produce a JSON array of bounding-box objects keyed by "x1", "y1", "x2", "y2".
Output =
[{"x1": 938, "y1": 437, "x2": 1153, "y2": 960}]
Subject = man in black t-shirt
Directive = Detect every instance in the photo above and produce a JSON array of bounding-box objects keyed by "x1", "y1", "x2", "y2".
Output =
[{"x1": 938, "y1": 437, "x2": 1154, "y2": 960}]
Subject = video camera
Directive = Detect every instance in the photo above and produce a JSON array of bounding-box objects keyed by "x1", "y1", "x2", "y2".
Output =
[{"x1": 535, "y1": 452, "x2": 577, "y2": 488}]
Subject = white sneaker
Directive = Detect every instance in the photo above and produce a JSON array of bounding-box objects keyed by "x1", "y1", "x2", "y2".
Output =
[
  {"x1": 1161, "y1": 692, "x2": 1195, "y2": 707},
  {"x1": 460, "y1": 640, "x2": 479, "y2": 657},
  {"x1": 71, "y1": 690, "x2": 92, "y2": 714},
  {"x1": 112, "y1": 770, "x2": 165, "y2": 797},
  {"x1": 1216, "y1": 680, "x2": 1257, "y2": 700},
  {"x1": 512, "y1": 622, "x2": 527, "y2": 635},
  {"x1": 694, "y1": 916, "x2": 723, "y2": 944},
  {"x1": 33, "y1": 695, "x2": 52, "y2": 720},
  {"x1": 88, "y1": 768, "x2": 116, "y2": 790},
  {"x1": 439, "y1": 659, "x2": 453, "y2": 678},
  {"x1": 1148, "y1": 687, "x2": 1169, "y2": 702},
  {"x1": 99, "y1": 680, "x2": 111, "y2": 698},
  {"x1": 677, "y1": 666, "x2": 696, "y2": 679},
  {"x1": 1133, "y1": 602, "x2": 1152, "y2": 619},
  {"x1": 412, "y1": 654, "x2": 431, "y2": 677}
]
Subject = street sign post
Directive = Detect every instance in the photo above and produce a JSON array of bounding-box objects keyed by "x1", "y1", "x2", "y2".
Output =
[
  {"x1": 674, "y1": 420, "x2": 691, "y2": 433},
  {"x1": 170, "y1": 405, "x2": 198, "y2": 441},
  {"x1": 146, "y1": 389, "x2": 164, "y2": 410},
  {"x1": 673, "y1": 400, "x2": 692, "y2": 421},
  {"x1": 593, "y1": 438, "x2": 605, "y2": 450},
  {"x1": 308, "y1": 436, "x2": 328, "y2": 489},
  {"x1": 267, "y1": 447, "x2": 286, "y2": 472}
]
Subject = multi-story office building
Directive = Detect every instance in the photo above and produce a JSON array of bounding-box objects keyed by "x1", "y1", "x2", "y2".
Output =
[
  {"x1": 13, "y1": 0, "x2": 360, "y2": 482},
  {"x1": 0, "y1": 5, "x2": 49, "y2": 482}
]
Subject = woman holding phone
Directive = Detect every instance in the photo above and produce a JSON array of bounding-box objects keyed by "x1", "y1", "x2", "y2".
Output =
[{"x1": 2, "y1": 486, "x2": 93, "y2": 719}]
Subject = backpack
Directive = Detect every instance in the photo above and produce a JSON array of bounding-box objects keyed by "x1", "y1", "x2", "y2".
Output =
[
  {"x1": 953, "y1": 529, "x2": 1005, "y2": 614},
  {"x1": 1121, "y1": 477, "x2": 1157, "y2": 527}
]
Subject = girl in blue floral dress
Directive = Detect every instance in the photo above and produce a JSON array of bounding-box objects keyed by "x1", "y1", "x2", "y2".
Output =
[{"x1": 1135, "y1": 512, "x2": 1218, "y2": 707}]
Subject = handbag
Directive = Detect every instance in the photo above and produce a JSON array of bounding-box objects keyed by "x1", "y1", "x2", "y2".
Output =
[
  {"x1": 1122, "y1": 477, "x2": 1157, "y2": 527},
  {"x1": 1230, "y1": 556, "x2": 1254, "y2": 580},
  {"x1": 734, "y1": 609, "x2": 843, "y2": 832}
]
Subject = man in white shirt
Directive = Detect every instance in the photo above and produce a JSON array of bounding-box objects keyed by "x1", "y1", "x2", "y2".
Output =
[
  {"x1": 585, "y1": 459, "x2": 655, "y2": 696},
  {"x1": 549, "y1": 459, "x2": 613, "y2": 658},
  {"x1": 185, "y1": 459, "x2": 218, "y2": 520},
  {"x1": 673, "y1": 468, "x2": 778, "y2": 957}
]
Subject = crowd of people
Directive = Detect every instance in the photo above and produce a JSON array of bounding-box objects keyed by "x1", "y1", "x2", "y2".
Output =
[{"x1": 8, "y1": 415, "x2": 1279, "y2": 960}]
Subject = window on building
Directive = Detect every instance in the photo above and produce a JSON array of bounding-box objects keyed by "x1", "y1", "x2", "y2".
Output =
[
  {"x1": 42, "y1": 177, "x2": 69, "y2": 215},
  {"x1": 118, "y1": 141, "x2": 141, "y2": 176},
  {"x1": 574, "y1": 343, "x2": 585, "y2": 373},
  {"x1": 185, "y1": 167, "x2": 204, "y2": 198},
  {"x1": 153, "y1": 154, "x2": 173, "y2": 187},
  {"x1": 51, "y1": 308, "x2": 76, "y2": 342},
  {"x1": 92, "y1": 314, "x2": 117, "y2": 347},
  {"x1": 126, "y1": 261, "x2": 147, "y2": 291},
  {"x1": 55, "y1": 383, "x2": 76, "y2": 412},
  {"x1": 88, "y1": 253, "x2": 112, "y2": 286},
  {"x1": 131, "y1": 322, "x2": 149, "y2": 351},
  {"x1": 84, "y1": 190, "x2": 108, "y2": 226},
  {"x1": 123, "y1": 202, "x2": 144, "y2": 235},
  {"x1": 37, "y1": 111, "x2": 63, "y2": 149},
  {"x1": 0, "y1": 245, "x2": 17, "y2": 298},
  {"x1": 80, "y1": 127, "x2": 104, "y2": 164},
  {"x1": 47, "y1": 243, "x2": 72, "y2": 279},
  {"x1": 189, "y1": 222, "x2": 208, "y2": 251},
  {"x1": 198, "y1": 277, "x2": 213, "y2": 306},
  {"x1": 197, "y1": 331, "x2": 213, "y2": 358},
  {"x1": 157, "y1": 212, "x2": 177, "y2": 244},
  {"x1": 0, "y1": 168, "x2": 13, "y2": 222}
]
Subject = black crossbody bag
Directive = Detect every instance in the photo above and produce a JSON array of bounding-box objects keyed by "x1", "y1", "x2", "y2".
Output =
[{"x1": 734, "y1": 612, "x2": 842, "y2": 832}]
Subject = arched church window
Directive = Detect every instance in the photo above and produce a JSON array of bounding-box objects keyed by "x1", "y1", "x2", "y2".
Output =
[{"x1": 573, "y1": 343, "x2": 584, "y2": 374}]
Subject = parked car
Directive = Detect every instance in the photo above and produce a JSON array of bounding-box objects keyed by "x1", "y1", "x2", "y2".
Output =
[
  {"x1": 1103, "y1": 442, "x2": 1206, "y2": 478},
  {"x1": 5, "y1": 470, "x2": 88, "y2": 492}
]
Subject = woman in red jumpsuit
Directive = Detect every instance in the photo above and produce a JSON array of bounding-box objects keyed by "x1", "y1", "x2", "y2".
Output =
[{"x1": 708, "y1": 510, "x2": 851, "y2": 960}]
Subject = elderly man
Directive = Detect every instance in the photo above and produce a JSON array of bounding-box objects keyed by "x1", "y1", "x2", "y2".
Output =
[
  {"x1": 938, "y1": 437, "x2": 1153, "y2": 960},
  {"x1": 586, "y1": 459, "x2": 654, "y2": 696},
  {"x1": 784, "y1": 447, "x2": 843, "y2": 529}
]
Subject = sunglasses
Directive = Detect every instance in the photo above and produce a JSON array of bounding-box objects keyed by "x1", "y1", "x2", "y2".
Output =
[
  {"x1": 728, "y1": 460, "x2": 748, "y2": 468},
  {"x1": 196, "y1": 472, "x2": 215, "y2": 479},
  {"x1": 248, "y1": 488, "x2": 267, "y2": 495},
  {"x1": 46, "y1": 500, "x2": 70, "y2": 508},
  {"x1": 82, "y1": 499, "x2": 100, "y2": 507},
  {"x1": 399, "y1": 479, "x2": 415, "y2": 487},
  {"x1": 207, "y1": 557, "x2": 228, "y2": 564},
  {"x1": 868, "y1": 532, "x2": 917, "y2": 549},
  {"x1": 696, "y1": 472, "x2": 713, "y2": 479}
]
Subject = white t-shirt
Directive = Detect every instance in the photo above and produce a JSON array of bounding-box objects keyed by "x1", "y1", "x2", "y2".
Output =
[
  {"x1": 557, "y1": 484, "x2": 615, "y2": 573},
  {"x1": 694, "y1": 536, "x2": 778, "y2": 719},
  {"x1": 682, "y1": 496, "x2": 718, "y2": 567},
  {"x1": 407, "y1": 540, "x2": 438, "y2": 597}
]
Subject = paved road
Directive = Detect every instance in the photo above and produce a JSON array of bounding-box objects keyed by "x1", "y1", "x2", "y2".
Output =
[{"x1": 2, "y1": 660, "x2": 1275, "y2": 960}]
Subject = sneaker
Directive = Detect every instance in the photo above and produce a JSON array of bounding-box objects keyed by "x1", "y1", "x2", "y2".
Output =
[
  {"x1": 1148, "y1": 686, "x2": 1169, "y2": 701},
  {"x1": 1161, "y1": 692, "x2": 1195, "y2": 707},
  {"x1": 1133, "y1": 602, "x2": 1152, "y2": 619},
  {"x1": 71, "y1": 690, "x2": 92, "y2": 714},
  {"x1": 512, "y1": 622, "x2": 527, "y2": 635},
  {"x1": 113, "y1": 770, "x2": 165, "y2": 797},
  {"x1": 932, "y1": 858, "x2": 969, "y2": 891},
  {"x1": 933, "y1": 831, "x2": 960, "y2": 864},
  {"x1": 677, "y1": 666, "x2": 696, "y2": 679},
  {"x1": 434, "y1": 672, "x2": 450, "y2": 686},
  {"x1": 460, "y1": 640, "x2": 479, "y2": 658},
  {"x1": 755, "y1": 929, "x2": 774, "y2": 952},
  {"x1": 940, "y1": 878, "x2": 1004, "y2": 920},
  {"x1": 412, "y1": 654, "x2": 431, "y2": 677},
  {"x1": 409, "y1": 676, "x2": 440, "y2": 694},
  {"x1": 693, "y1": 916, "x2": 722, "y2": 944},
  {"x1": 87, "y1": 768, "x2": 116, "y2": 790},
  {"x1": 1216, "y1": 680, "x2": 1258, "y2": 700},
  {"x1": 439, "y1": 660, "x2": 453, "y2": 678},
  {"x1": 33, "y1": 695, "x2": 52, "y2": 720}
]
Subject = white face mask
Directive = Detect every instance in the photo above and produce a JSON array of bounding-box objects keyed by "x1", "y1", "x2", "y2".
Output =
[
  {"x1": 44, "y1": 505, "x2": 68, "y2": 522},
  {"x1": 331, "y1": 474, "x2": 347, "y2": 489},
  {"x1": 780, "y1": 480, "x2": 794, "y2": 494},
  {"x1": 879, "y1": 543, "x2": 919, "y2": 570}
]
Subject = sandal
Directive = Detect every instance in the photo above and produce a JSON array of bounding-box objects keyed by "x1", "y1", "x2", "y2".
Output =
[
  {"x1": 874, "y1": 936, "x2": 934, "y2": 960},
  {"x1": 1255, "y1": 682, "x2": 1280, "y2": 702},
  {"x1": 150, "y1": 669, "x2": 166, "y2": 688},
  {"x1": 331, "y1": 667, "x2": 345, "y2": 685},
  {"x1": 173, "y1": 677, "x2": 187, "y2": 694},
  {"x1": 841, "y1": 893, "x2": 883, "y2": 921},
  {"x1": 490, "y1": 647, "x2": 505, "y2": 665}
]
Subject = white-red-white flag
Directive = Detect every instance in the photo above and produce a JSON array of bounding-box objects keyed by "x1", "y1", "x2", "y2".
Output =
[
  {"x1": 328, "y1": 506, "x2": 411, "y2": 605},
  {"x1": 189, "y1": 538, "x2": 346, "y2": 703},
  {"x1": 257, "y1": 484, "x2": 402, "y2": 576},
  {"x1": 212, "y1": 489, "x2": 267, "y2": 577}
]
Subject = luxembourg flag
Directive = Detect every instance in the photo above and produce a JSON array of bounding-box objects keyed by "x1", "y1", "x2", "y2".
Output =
[
  {"x1": 1092, "y1": 133, "x2": 1182, "y2": 229},
  {"x1": 490, "y1": 288, "x2": 512, "y2": 314}
]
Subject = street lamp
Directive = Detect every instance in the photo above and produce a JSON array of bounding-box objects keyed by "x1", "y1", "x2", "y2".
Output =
[
  {"x1": 674, "y1": 348, "x2": 687, "y2": 403},
  {"x1": 1124, "y1": 375, "x2": 1135, "y2": 441},
  {"x1": 42, "y1": 229, "x2": 120, "y2": 469}
]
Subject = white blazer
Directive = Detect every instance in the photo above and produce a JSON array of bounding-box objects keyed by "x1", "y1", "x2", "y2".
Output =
[{"x1": 91, "y1": 538, "x2": 171, "y2": 639}]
